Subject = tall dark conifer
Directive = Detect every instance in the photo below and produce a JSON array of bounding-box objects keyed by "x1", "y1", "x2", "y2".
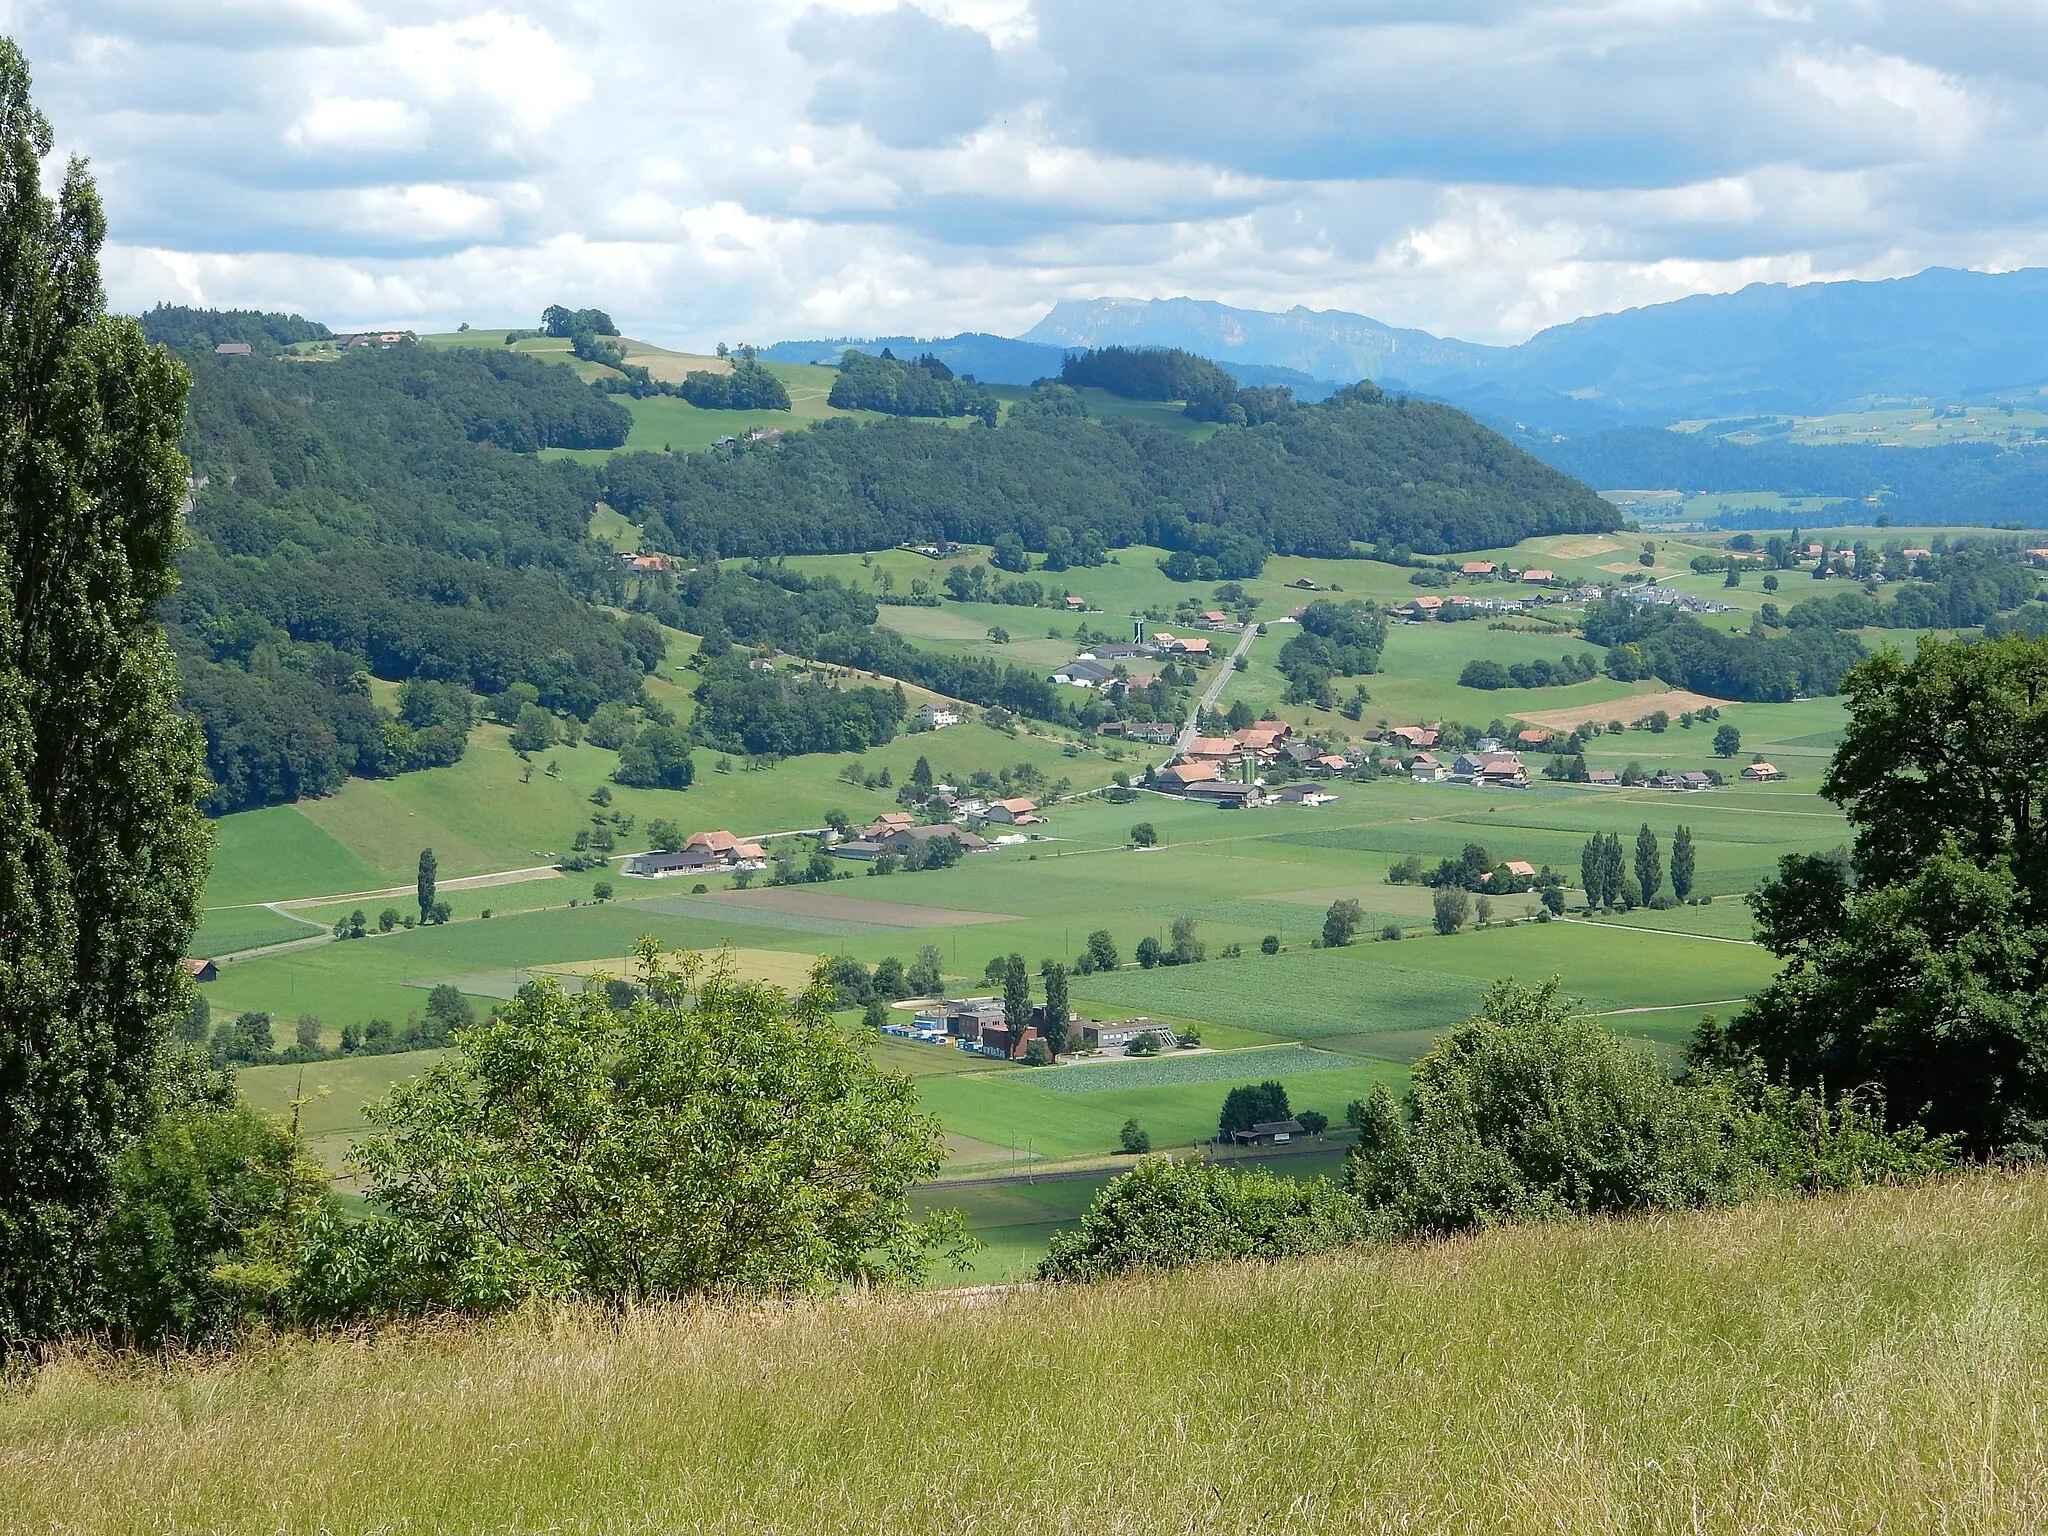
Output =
[{"x1": 0, "y1": 42, "x2": 209, "y2": 1349}]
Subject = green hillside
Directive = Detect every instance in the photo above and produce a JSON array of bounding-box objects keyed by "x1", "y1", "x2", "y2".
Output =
[{"x1": 7, "y1": 1172, "x2": 2042, "y2": 1532}]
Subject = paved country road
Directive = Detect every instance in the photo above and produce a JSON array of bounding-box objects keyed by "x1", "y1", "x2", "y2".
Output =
[{"x1": 1177, "y1": 622, "x2": 1261, "y2": 754}]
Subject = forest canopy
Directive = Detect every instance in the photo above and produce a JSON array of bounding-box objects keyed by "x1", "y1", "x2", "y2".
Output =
[{"x1": 603, "y1": 383, "x2": 1618, "y2": 562}]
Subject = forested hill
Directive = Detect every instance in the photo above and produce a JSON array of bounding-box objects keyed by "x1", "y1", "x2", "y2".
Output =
[
  {"x1": 603, "y1": 382, "x2": 1619, "y2": 561},
  {"x1": 166, "y1": 343, "x2": 657, "y2": 813}
]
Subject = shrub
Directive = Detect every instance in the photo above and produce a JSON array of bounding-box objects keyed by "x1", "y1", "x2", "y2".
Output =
[
  {"x1": 1346, "y1": 979, "x2": 1952, "y2": 1239},
  {"x1": 1380, "y1": 923, "x2": 1403, "y2": 941},
  {"x1": 1260, "y1": 934, "x2": 1280, "y2": 954},
  {"x1": 1037, "y1": 1159, "x2": 1368, "y2": 1283},
  {"x1": 290, "y1": 946, "x2": 963, "y2": 1319}
]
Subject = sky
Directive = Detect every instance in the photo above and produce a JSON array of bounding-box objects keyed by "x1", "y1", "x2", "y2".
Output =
[{"x1": 17, "y1": 0, "x2": 2048, "y2": 348}]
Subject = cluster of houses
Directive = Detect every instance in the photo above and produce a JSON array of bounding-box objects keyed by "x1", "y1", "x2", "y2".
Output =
[
  {"x1": 621, "y1": 830, "x2": 768, "y2": 878},
  {"x1": 1147, "y1": 720, "x2": 1347, "y2": 809},
  {"x1": 882, "y1": 997, "x2": 1180, "y2": 1061},
  {"x1": 1049, "y1": 628, "x2": 1215, "y2": 688}
]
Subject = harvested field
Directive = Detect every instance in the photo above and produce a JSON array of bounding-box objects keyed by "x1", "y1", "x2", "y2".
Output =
[
  {"x1": 662, "y1": 888, "x2": 1018, "y2": 929},
  {"x1": 533, "y1": 948, "x2": 821, "y2": 990},
  {"x1": 1514, "y1": 688, "x2": 1732, "y2": 733},
  {"x1": 1528, "y1": 534, "x2": 1626, "y2": 559}
]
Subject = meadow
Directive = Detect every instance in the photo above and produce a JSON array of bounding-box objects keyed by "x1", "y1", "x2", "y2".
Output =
[{"x1": 10, "y1": 1171, "x2": 2048, "y2": 1533}]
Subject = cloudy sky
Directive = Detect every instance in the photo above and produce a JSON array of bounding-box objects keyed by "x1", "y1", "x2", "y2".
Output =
[{"x1": 17, "y1": 0, "x2": 2048, "y2": 346}]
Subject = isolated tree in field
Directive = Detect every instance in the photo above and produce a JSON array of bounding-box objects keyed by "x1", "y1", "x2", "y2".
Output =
[
  {"x1": 1119, "y1": 1118, "x2": 1150, "y2": 1154},
  {"x1": 1432, "y1": 886, "x2": 1470, "y2": 935},
  {"x1": 0, "y1": 42, "x2": 212, "y2": 1350},
  {"x1": 1635, "y1": 824, "x2": 1662, "y2": 904},
  {"x1": 1086, "y1": 929, "x2": 1120, "y2": 971},
  {"x1": 417, "y1": 848, "x2": 438, "y2": 925},
  {"x1": 1000, "y1": 953, "x2": 1031, "y2": 1054},
  {"x1": 1670, "y1": 826, "x2": 1696, "y2": 901},
  {"x1": 1039, "y1": 961, "x2": 1070, "y2": 1052},
  {"x1": 1130, "y1": 822, "x2": 1158, "y2": 847},
  {"x1": 1713, "y1": 723, "x2": 1742, "y2": 758},
  {"x1": 1322, "y1": 898, "x2": 1364, "y2": 948},
  {"x1": 1169, "y1": 914, "x2": 1203, "y2": 964},
  {"x1": 1136, "y1": 935, "x2": 1162, "y2": 967},
  {"x1": 1219, "y1": 1081, "x2": 1291, "y2": 1139}
]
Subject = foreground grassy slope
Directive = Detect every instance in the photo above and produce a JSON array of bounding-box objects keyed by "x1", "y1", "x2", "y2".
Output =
[{"x1": 9, "y1": 1172, "x2": 2047, "y2": 1533}]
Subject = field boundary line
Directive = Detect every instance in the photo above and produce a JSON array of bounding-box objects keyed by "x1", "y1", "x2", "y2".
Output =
[{"x1": 1558, "y1": 916, "x2": 1757, "y2": 946}]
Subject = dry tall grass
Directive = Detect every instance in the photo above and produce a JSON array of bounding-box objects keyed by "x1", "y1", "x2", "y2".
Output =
[{"x1": 8, "y1": 1173, "x2": 2048, "y2": 1534}]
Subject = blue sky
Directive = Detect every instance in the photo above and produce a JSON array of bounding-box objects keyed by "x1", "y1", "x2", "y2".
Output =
[{"x1": 20, "y1": 0, "x2": 2048, "y2": 346}]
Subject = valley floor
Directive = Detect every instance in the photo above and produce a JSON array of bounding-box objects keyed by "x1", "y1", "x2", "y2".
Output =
[{"x1": 7, "y1": 1170, "x2": 2045, "y2": 1533}]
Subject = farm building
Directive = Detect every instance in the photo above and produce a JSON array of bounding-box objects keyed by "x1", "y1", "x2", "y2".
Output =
[
  {"x1": 1156, "y1": 762, "x2": 1221, "y2": 792},
  {"x1": 624, "y1": 831, "x2": 767, "y2": 877},
  {"x1": 877, "y1": 824, "x2": 991, "y2": 857},
  {"x1": 1082, "y1": 1019, "x2": 1179, "y2": 1051},
  {"x1": 915, "y1": 704, "x2": 960, "y2": 729},
  {"x1": 1232, "y1": 1119, "x2": 1307, "y2": 1147},
  {"x1": 1270, "y1": 783, "x2": 1336, "y2": 806},
  {"x1": 1742, "y1": 762, "x2": 1786, "y2": 781},
  {"x1": 1184, "y1": 781, "x2": 1262, "y2": 809},
  {"x1": 986, "y1": 798, "x2": 1040, "y2": 825},
  {"x1": 182, "y1": 958, "x2": 217, "y2": 983}
]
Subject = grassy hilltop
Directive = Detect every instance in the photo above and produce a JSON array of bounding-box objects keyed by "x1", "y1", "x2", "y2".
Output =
[{"x1": 8, "y1": 1171, "x2": 2046, "y2": 1533}]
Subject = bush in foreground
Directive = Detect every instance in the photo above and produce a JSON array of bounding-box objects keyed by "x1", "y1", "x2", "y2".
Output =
[
  {"x1": 1043, "y1": 979, "x2": 1952, "y2": 1282},
  {"x1": 1037, "y1": 1158, "x2": 1368, "y2": 1282}
]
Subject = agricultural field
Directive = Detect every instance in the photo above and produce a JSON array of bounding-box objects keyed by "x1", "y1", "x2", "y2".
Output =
[
  {"x1": 1673, "y1": 400, "x2": 2048, "y2": 449},
  {"x1": 197, "y1": 509, "x2": 2004, "y2": 1274}
]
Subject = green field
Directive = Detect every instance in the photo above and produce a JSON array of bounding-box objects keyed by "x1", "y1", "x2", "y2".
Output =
[{"x1": 197, "y1": 511, "x2": 2004, "y2": 1225}]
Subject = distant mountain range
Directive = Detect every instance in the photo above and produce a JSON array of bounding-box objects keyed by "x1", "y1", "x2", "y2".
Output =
[{"x1": 773, "y1": 266, "x2": 2048, "y2": 433}]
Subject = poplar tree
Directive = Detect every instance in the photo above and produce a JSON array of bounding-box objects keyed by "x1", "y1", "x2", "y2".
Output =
[
  {"x1": 0, "y1": 42, "x2": 209, "y2": 1349},
  {"x1": 1670, "y1": 825, "x2": 1696, "y2": 901},
  {"x1": 1000, "y1": 953, "x2": 1030, "y2": 1056},
  {"x1": 1635, "y1": 824, "x2": 1663, "y2": 904},
  {"x1": 1039, "y1": 960, "x2": 1069, "y2": 1053},
  {"x1": 417, "y1": 847, "x2": 437, "y2": 925}
]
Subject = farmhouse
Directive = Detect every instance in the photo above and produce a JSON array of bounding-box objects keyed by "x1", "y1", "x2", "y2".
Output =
[
  {"x1": 1150, "y1": 631, "x2": 1212, "y2": 656},
  {"x1": 1232, "y1": 1119, "x2": 1307, "y2": 1147},
  {"x1": 1401, "y1": 595, "x2": 1444, "y2": 618},
  {"x1": 862, "y1": 811, "x2": 915, "y2": 839},
  {"x1": 878, "y1": 824, "x2": 990, "y2": 857},
  {"x1": 1460, "y1": 561, "x2": 1497, "y2": 576},
  {"x1": 1503, "y1": 860, "x2": 1537, "y2": 879},
  {"x1": 1197, "y1": 610, "x2": 1231, "y2": 629},
  {"x1": 915, "y1": 704, "x2": 959, "y2": 729},
  {"x1": 1520, "y1": 568, "x2": 1555, "y2": 583},
  {"x1": 986, "y1": 797, "x2": 1041, "y2": 825},
  {"x1": 1103, "y1": 720, "x2": 1177, "y2": 744},
  {"x1": 1409, "y1": 752, "x2": 1448, "y2": 782},
  {"x1": 1156, "y1": 762, "x2": 1221, "y2": 792},
  {"x1": 1515, "y1": 729, "x2": 1554, "y2": 748},
  {"x1": 1742, "y1": 762, "x2": 1786, "y2": 781},
  {"x1": 1587, "y1": 770, "x2": 1620, "y2": 786},
  {"x1": 1235, "y1": 724, "x2": 1290, "y2": 754},
  {"x1": 1389, "y1": 725, "x2": 1440, "y2": 749},
  {"x1": 1183, "y1": 736, "x2": 1242, "y2": 760},
  {"x1": 212, "y1": 342, "x2": 251, "y2": 356}
]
